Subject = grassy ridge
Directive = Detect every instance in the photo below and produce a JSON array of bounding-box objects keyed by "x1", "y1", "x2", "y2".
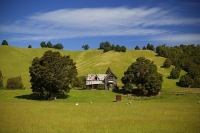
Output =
[{"x1": 0, "y1": 45, "x2": 185, "y2": 90}]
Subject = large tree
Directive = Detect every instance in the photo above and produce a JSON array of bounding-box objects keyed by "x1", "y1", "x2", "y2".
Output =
[
  {"x1": 29, "y1": 50, "x2": 77, "y2": 100},
  {"x1": 121, "y1": 57, "x2": 163, "y2": 96}
]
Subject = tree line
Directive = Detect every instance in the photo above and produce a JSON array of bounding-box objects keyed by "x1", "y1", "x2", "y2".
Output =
[
  {"x1": 156, "y1": 44, "x2": 200, "y2": 88},
  {"x1": 40, "y1": 41, "x2": 64, "y2": 49},
  {"x1": 99, "y1": 41, "x2": 126, "y2": 52}
]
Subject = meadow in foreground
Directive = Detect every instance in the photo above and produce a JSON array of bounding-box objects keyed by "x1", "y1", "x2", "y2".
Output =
[{"x1": 0, "y1": 89, "x2": 200, "y2": 133}]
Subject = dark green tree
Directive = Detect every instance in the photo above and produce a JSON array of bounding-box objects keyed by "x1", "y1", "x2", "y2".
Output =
[
  {"x1": 28, "y1": 45, "x2": 32, "y2": 48},
  {"x1": 47, "y1": 41, "x2": 53, "y2": 48},
  {"x1": 178, "y1": 75, "x2": 192, "y2": 87},
  {"x1": 163, "y1": 58, "x2": 172, "y2": 68},
  {"x1": 142, "y1": 46, "x2": 146, "y2": 50},
  {"x1": 6, "y1": 76, "x2": 24, "y2": 90},
  {"x1": 103, "y1": 46, "x2": 111, "y2": 53},
  {"x1": 121, "y1": 57, "x2": 163, "y2": 96},
  {"x1": 120, "y1": 46, "x2": 126, "y2": 52},
  {"x1": 53, "y1": 43, "x2": 64, "y2": 49},
  {"x1": 170, "y1": 66, "x2": 181, "y2": 79},
  {"x1": 71, "y1": 76, "x2": 86, "y2": 89},
  {"x1": 135, "y1": 46, "x2": 140, "y2": 50},
  {"x1": 147, "y1": 43, "x2": 151, "y2": 50},
  {"x1": 82, "y1": 44, "x2": 89, "y2": 50},
  {"x1": 147, "y1": 43, "x2": 154, "y2": 51},
  {"x1": 111, "y1": 44, "x2": 115, "y2": 50},
  {"x1": 115, "y1": 45, "x2": 121, "y2": 52},
  {"x1": 191, "y1": 76, "x2": 200, "y2": 88},
  {"x1": 29, "y1": 50, "x2": 77, "y2": 100},
  {"x1": 1, "y1": 40, "x2": 8, "y2": 45},
  {"x1": 0, "y1": 70, "x2": 3, "y2": 89},
  {"x1": 40, "y1": 41, "x2": 46, "y2": 47}
]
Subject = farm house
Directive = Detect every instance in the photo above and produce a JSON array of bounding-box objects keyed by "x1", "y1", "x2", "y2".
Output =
[{"x1": 86, "y1": 72, "x2": 117, "y2": 90}]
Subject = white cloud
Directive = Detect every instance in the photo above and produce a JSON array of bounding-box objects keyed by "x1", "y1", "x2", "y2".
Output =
[
  {"x1": 0, "y1": 7, "x2": 200, "y2": 42},
  {"x1": 149, "y1": 34, "x2": 200, "y2": 44}
]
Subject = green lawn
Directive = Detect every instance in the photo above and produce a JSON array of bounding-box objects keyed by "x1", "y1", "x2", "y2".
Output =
[{"x1": 0, "y1": 89, "x2": 200, "y2": 133}]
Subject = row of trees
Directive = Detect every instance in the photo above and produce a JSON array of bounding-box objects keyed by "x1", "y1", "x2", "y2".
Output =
[
  {"x1": 156, "y1": 44, "x2": 200, "y2": 88},
  {"x1": 40, "y1": 41, "x2": 64, "y2": 49},
  {"x1": 135, "y1": 43, "x2": 155, "y2": 51},
  {"x1": 99, "y1": 41, "x2": 126, "y2": 53}
]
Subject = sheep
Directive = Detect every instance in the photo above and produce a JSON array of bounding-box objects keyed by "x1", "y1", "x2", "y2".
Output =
[
  {"x1": 76, "y1": 103, "x2": 78, "y2": 106},
  {"x1": 89, "y1": 102, "x2": 92, "y2": 104}
]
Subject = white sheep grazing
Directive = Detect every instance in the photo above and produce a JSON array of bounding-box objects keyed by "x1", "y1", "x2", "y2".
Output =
[
  {"x1": 76, "y1": 103, "x2": 78, "y2": 106},
  {"x1": 129, "y1": 102, "x2": 132, "y2": 105},
  {"x1": 126, "y1": 103, "x2": 129, "y2": 105},
  {"x1": 89, "y1": 102, "x2": 92, "y2": 104}
]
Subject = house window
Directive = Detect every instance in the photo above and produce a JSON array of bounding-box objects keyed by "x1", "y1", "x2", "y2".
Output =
[{"x1": 95, "y1": 76, "x2": 98, "y2": 80}]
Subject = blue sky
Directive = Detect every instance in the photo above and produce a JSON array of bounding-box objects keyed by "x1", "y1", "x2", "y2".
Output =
[{"x1": 0, "y1": 0, "x2": 200, "y2": 50}]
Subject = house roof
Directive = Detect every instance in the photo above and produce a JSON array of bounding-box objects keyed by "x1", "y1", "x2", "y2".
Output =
[{"x1": 86, "y1": 74, "x2": 107, "y2": 81}]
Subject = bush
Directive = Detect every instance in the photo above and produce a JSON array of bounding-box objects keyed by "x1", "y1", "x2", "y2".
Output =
[
  {"x1": 178, "y1": 75, "x2": 192, "y2": 87},
  {"x1": 6, "y1": 76, "x2": 24, "y2": 89},
  {"x1": 163, "y1": 58, "x2": 172, "y2": 68},
  {"x1": 170, "y1": 66, "x2": 181, "y2": 79},
  {"x1": 0, "y1": 70, "x2": 4, "y2": 89}
]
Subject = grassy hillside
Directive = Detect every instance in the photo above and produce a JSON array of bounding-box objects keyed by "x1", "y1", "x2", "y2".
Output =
[{"x1": 0, "y1": 45, "x2": 186, "y2": 90}]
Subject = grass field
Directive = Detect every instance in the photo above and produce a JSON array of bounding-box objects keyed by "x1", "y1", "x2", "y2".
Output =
[
  {"x1": 0, "y1": 89, "x2": 200, "y2": 133},
  {"x1": 0, "y1": 45, "x2": 199, "y2": 133}
]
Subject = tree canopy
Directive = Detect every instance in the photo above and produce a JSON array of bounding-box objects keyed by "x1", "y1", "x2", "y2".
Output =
[
  {"x1": 1, "y1": 40, "x2": 8, "y2": 45},
  {"x1": 99, "y1": 41, "x2": 126, "y2": 53},
  {"x1": 121, "y1": 57, "x2": 163, "y2": 96},
  {"x1": 82, "y1": 44, "x2": 89, "y2": 50},
  {"x1": 163, "y1": 58, "x2": 172, "y2": 68},
  {"x1": 156, "y1": 44, "x2": 200, "y2": 88},
  {"x1": 29, "y1": 50, "x2": 77, "y2": 100}
]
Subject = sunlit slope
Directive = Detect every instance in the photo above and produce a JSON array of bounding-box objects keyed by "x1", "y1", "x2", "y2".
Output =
[{"x1": 0, "y1": 45, "x2": 185, "y2": 90}]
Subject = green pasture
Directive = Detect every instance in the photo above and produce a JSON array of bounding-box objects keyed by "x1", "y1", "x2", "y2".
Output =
[
  {"x1": 0, "y1": 45, "x2": 199, "y2": 133},
  {"x1": 0, "y1": 45, "x2": 186, "y2": 89},
  {"x1": 0, "y1": 89, "x2": 200, "y2": 133}
]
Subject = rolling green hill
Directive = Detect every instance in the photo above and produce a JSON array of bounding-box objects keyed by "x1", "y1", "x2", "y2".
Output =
[{"x1": 0, "y1": 45, "x2": 186, "y2": 90}]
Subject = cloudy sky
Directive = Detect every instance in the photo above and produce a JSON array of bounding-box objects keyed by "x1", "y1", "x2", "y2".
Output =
[{"x1": 0, "y1": 0, "x2": 200, "y2": 50}]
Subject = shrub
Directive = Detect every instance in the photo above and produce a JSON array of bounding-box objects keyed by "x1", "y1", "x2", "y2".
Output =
[
  {"x1": 163, "y1": 58, "x2": 172, "y2": 68},
  {"x1": 170, "y1": 66, "x2": 181, "y2": 79},
  {"x1": 178, "y1": 75, "x2": 192, "y2": 87},
  {"x1": 0, "y1": 70, "x2": 4, "y2": 89},
  {"x1": 6, "y1": 76, "x2": 24, "y2": 89}
]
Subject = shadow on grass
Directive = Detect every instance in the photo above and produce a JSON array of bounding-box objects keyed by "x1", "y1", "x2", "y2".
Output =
[
  {"x1": 14, "y1": 93, "x2": 69, "y2": 101},
  {"x1": 14, "y1": 93, "x2": 41, "y2": 101}
]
